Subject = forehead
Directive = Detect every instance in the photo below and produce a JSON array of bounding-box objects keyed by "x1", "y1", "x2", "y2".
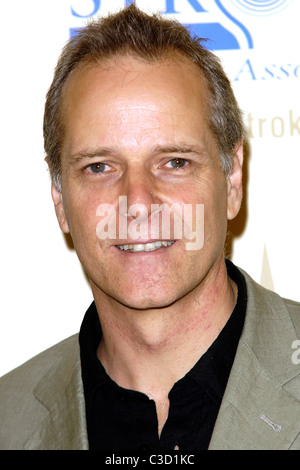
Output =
[
  {"x1": 60, "y1": 54, "x2": 214, "y2": 156},
  {"x1": 62, "y1": 52, "x2": 209, "y2": 113}
]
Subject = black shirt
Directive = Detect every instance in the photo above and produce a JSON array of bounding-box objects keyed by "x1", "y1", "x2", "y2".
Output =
[{"x1": 79, "y1": 259, "x2": 247, "y2": 451}]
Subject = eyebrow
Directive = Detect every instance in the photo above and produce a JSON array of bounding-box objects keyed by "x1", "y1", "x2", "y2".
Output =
[
  {"x1": 68, "y1": 143, "x2": 207, "y2": 162},
  {"x1": 152, "y1": 144, "x2": 206, "y2": 156},
  {"x1": 68, "y1": 147, "x2": 120, "y2": 162}
]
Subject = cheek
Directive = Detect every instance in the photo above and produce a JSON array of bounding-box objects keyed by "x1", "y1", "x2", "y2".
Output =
[
  {"x1": 63, "y1": 189, "x2": 102, "y2": 246},
  {"x1": 198, "y1": 179, "x2": 228, "y2": 241}
]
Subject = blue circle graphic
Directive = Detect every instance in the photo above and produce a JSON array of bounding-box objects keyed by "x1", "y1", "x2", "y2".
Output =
[{"x1": 231, "y1": 0, "x2": 292, "y2": 15}]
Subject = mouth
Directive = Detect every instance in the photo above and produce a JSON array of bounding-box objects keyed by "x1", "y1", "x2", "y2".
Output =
[{"x1": 116, "y1": 240, "x2": 175, "y2": 253}]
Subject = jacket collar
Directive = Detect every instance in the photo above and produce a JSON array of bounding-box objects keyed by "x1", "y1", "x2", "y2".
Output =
[{"x1": 209, "y1": 268, "x2": 300, "y2": 450}]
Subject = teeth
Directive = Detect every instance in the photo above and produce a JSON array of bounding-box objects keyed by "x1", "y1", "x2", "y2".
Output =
[{"x1": 117, "y1": 240, "x2": 175, "y2": 253}]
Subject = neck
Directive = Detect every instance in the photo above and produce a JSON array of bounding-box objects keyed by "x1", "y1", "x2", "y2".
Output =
[
  {"x1": 92, "y1": 258, "x2": 237, "y2": 399},
  {"x1": 92, "y1": 257, "x2": 237, "y2": 435}
]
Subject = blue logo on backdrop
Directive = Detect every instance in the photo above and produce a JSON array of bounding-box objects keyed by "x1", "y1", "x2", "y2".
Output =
[
  {"x1": 163, "y1": 0, "x2": 253, "y2": 50},
  {"x1": 230, "y1": 0, "x2": 292, "y2": 16},
  {"x1": 70, "y1": 0, "x2": 254, "y2": 50}
]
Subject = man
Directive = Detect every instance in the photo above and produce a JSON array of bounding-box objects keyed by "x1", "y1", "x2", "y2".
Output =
[{"x1": 1, "y1": 5, "x2": 299, "y2": 450}]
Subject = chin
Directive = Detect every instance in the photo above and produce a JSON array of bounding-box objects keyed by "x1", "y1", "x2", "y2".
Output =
[{"x1": 114, "y1": 288, "x2": 180, "y2": 311}]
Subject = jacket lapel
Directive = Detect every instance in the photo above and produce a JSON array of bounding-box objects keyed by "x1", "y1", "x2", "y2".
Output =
[
  {"x1": 209, "y1": 342, "x2": 300, "y2": 449},
  {"x1": 209, "y1": 270, "x2": 300, "y2": 450},
  {"x1": 24, "y1": 337, "x2": 89, "y2": 450}
]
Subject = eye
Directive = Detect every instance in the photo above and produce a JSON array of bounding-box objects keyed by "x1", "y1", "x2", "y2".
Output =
[
  {"x1": 166, "y1": 158, "x2": 189, "y2": 169},
  {"x1": 88, "y1": 162, "x2": 108, "y2": 173}
]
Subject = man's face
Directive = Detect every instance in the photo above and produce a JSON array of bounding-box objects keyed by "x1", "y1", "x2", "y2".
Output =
[{"x1": 52, "y1": 54, "x2": 242, "y2": 310}]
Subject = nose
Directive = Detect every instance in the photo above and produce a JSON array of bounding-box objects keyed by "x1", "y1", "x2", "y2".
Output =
[{"x1": 121, "y1": 166, "x2": 158, "y2": 221}]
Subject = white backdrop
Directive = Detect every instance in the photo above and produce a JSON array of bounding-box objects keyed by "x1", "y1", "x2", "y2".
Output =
[{"x1": 1, "y1": 0, "x2": 299, "y2": 377}]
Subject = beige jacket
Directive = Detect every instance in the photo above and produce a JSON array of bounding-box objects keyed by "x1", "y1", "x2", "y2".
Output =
[{"x1": 1, "y1": 268, "x2": 300, "y2": 450}]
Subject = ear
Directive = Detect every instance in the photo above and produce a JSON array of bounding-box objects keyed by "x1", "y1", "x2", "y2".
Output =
[
  {"x1": 227, "y1": 142, "x2": 243, "y2": 221},
  {"x1": 51, "y1": 183, "x2": 70, "y2": 234}
]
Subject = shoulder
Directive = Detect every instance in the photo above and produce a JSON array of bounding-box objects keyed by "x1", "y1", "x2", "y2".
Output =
[
  {"x1": 0, "y1": 334, "x2": 79, "y2": 388},
  {"x1": 238, "y1": 264, "x2": 300, "y2": 307},
  {"x1": 238, "y1": 265, "x2": 300, "y2": 336},
  {"x1": 0, "y1": 334, "x2": 79, "y2": 449}
]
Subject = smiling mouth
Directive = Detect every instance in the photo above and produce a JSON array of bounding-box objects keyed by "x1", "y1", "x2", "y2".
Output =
[{"x1": 116, "y1": 240, "x2": 175, "y2": 253}]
